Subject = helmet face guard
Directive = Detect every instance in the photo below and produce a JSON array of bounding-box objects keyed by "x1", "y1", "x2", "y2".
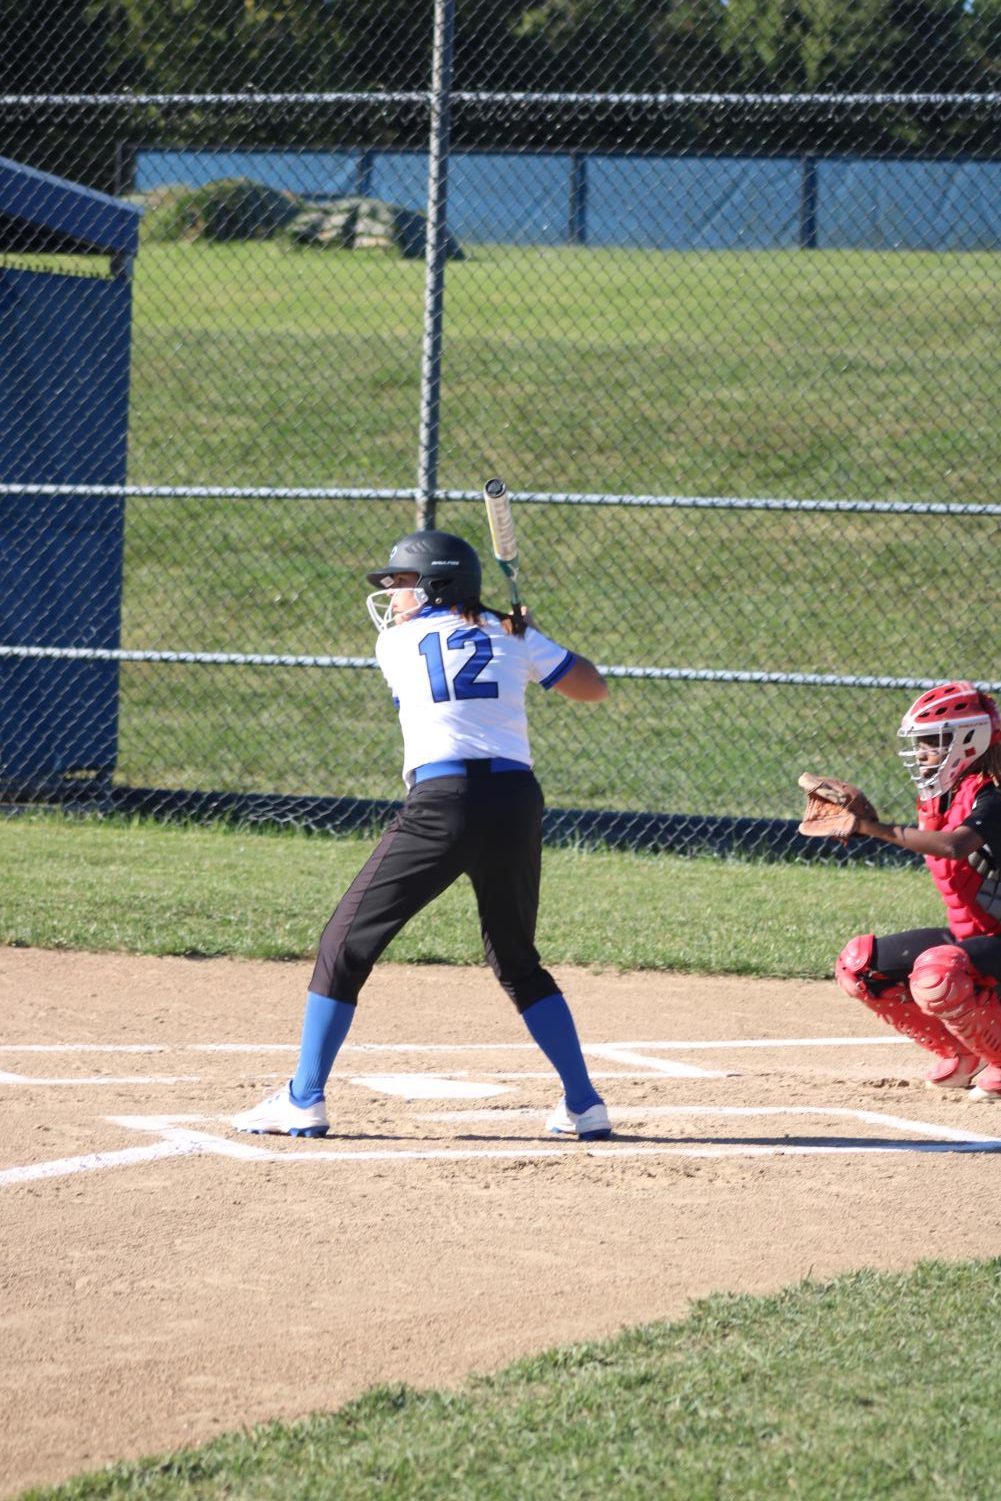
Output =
[
  {"x1": 364, "y1": 530, "x2": 482, "y2": 631},
  {"x1": 365, "y1": 584, "x2": 428, "y2": 632},
  {"x1": 897, "y1": 681, "x2": 1001, "y2": 798}
]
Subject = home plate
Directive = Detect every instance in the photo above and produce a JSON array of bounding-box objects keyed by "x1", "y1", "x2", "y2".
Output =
[{"x1": 349, "y1": 1073, "x2": 512, "y2": 1100}]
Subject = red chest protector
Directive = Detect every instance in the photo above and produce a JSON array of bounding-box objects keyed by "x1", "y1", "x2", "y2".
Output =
[{"x1": 919, "y1": 773, "x2": 1001, "y2": 938}]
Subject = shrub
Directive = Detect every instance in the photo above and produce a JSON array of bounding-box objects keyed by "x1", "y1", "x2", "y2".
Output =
[{"x1": 143, "y1": 179, "x2": 302, "y2": 243}]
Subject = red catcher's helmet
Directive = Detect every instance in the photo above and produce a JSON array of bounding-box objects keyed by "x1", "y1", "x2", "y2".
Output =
[{"x1": 898, "y1": 680, "x2": 1001, "y2": 798}]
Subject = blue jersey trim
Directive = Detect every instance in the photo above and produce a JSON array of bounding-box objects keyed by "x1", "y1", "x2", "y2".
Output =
[{"x1": 540, "y1": 651, "x2": 575, "y2": 690}]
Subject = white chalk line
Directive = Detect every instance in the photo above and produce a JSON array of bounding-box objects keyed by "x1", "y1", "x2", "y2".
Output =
[
  {"x1": 418, "y1": 1102, "x2": 1001, "y2": 1145},
  {"x1": 0, "y1": 1043, "x2": 299, "y2": 1055},
  {"x1": 0, "y1": 1140, "x2": 197, "y2": 1183},
  {"x1": 4, "y1": 1034, "x2": 992, "y2": 1187},
  {"x1": 587, "y1": 1044, "x2": 728, "y2": 1078},
  {"x1": 0, "y1": 1038, "x2": 816, "y2": 1092},
  {"x1": 0, "y1": 1036, "x2": 908, "y2": 1055},
  {"x1": 0, "y1": 1037, "x2": 884, "y2": 1092},
  {"x1": 4, "y1": 1102, "x2": 1001, "y2": 1187},
  {"x1": 0, "y1": 1071, "x2": 202, "y2": 1086},
  {"x1": 0, "y1": 1126, "x2": 268, "y2": 1186}
]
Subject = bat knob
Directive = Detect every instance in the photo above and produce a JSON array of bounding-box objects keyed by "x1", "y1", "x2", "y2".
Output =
[{"x1": 484, "y1": 477, "x2": 506, "y2": 499}]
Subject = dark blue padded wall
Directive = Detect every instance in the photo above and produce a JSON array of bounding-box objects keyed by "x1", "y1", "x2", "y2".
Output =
[{"x1": 0, "y1": 158, "x2": 139, "y2": 787}]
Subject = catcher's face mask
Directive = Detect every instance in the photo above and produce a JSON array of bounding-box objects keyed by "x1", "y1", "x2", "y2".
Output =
[{"x1": 898, "y1": 681, "x2": 998, "y2": 798}]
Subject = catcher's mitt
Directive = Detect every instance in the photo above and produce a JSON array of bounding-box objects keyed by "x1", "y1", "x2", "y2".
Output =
[{"x1": 797, "y1": 773, "x2": 878, "y2": 844}]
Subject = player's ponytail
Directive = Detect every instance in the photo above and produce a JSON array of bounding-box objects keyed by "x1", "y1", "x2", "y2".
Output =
[
  {"x1": 480, "y1": 603, "x2": 528, "y2": 636},
  {"x1": 976, "y1": 742, "x2": 1001, "y2": 785},
  {"x1": 457, "y1": 597, "x2": 486, "y2": 627}
]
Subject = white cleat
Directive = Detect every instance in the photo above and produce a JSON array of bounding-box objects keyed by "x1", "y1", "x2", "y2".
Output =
[
  {"x1": 231, "y1": 1083, "x2": 329, "y2": 1138},
  {"x1": 546, "y1": 1097, "x2": 612, "y2": 1141},
  {"x1": 969, "y1": 1064, "x2": 1001, "y2": 1102}
]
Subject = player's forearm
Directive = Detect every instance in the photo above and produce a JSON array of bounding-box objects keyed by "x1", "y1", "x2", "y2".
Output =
[
  {"x1": 553, "y1": 657, "x2": 608, "y2": 702},
  {"x1": 855, "y1": 817, "x2": 980, "y2": 859}
]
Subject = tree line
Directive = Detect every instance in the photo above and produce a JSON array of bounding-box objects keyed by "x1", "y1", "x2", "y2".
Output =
[
  {"x1": 1, "y1": 0, "x2": 998, "y2": 189},
  {"x1": 3, "y1": 0, "x2": 998, "y2": 95}
]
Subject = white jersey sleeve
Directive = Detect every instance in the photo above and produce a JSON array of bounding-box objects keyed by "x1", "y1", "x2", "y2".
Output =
[
  {"x1": 524, "y1": 625, "x2": 576, "y2": 688},
  {"x1": 375, "y1": 608, "x2": 574, "y2": 784}
]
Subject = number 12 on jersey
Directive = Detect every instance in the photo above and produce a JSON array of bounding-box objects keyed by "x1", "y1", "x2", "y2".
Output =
[{"x1": 418, "y1": 628, "x2": 499, "y2": 703}]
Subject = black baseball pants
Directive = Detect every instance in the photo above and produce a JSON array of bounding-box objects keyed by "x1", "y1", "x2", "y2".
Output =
[
  {"x1": 309, "y1": 766, "x2": 558, "y2": 1011},
  {"x1": 873, "y1": 927, "x2": 1001, "y2": 983}
]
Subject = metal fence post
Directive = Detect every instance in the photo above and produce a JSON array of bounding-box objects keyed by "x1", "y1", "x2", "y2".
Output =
[
  {"x1": 799, "y1": 156, "x2": 819, "y2": 249},
  {"x1": 568, "y1": 152, "x2": 588, "y2": 245},
  {"x1": 355, "y1": 147, "x2": 375, "y2": 198},
  {"x1": 415, "y1": 0, "x2": 456, "y2": 531}
]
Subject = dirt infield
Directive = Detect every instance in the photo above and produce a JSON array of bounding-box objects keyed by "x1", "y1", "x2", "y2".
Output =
[{"x1": 4, "y1": 946, "x2": 1001, "y2": 1497}]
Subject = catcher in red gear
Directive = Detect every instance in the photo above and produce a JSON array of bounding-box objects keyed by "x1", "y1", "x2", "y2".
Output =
[{"x1": 803, "y1": 682, "x2": 1001, "y2": 1098}]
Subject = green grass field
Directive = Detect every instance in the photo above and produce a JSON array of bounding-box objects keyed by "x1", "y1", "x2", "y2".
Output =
[
  {"x1": 128, "y1": 242, "x2": 1001, "y2": 506},
  {"x1": 101, "y1": 240, "x2": 1001, "y2": 820},
  {"x1": 0, "y1": 810, "x2": 945, "y2": 970}
]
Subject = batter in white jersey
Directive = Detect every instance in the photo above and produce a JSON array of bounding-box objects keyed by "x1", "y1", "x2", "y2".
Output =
[
  {"x1": 376, "y1": 606, "x2": 573, "y2": 784},
  {"x1": 234, "y1": 528, "x2": 613, "y2": 1143}
]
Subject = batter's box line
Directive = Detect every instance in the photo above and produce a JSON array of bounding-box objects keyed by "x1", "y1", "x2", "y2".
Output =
[
  {"x1": 585, "y1": 1044, "x2": 728, "y2": 1078},
  {"x1": 0, "y1": 1070, "x2": 203, "y2": 1086},
  {"x1": 3, "y1": 1104, "x2": 1001, "y2": 1188},
  {"x1": 0, "y1": 1043, "x2": 733, "y2": 1082},
  {"x1": 418, "y1": 1102, "x2": 1001, "y2": 1149},
  {"x1": 0, "y1": 1036, "x2": 910, "y2": 1056}
]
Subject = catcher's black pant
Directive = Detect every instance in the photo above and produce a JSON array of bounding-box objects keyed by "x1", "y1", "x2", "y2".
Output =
[
  {"x1": 309, "y1": 765, "x2": 558, "y2": 1012},
  {"x1": 873, "y1": 928, "x2": 1001, "y2": 983}
]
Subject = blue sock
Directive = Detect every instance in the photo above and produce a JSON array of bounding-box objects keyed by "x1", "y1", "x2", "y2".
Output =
[
  {"x1": 521, "y1": 993, "x2": 601, "y2": 1115},
  {"x1": 290, "y1": 992, "x2": 356, "y2": 1106}
]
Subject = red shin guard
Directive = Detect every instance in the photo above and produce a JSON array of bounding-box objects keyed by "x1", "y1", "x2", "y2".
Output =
[
  {"x1": 835, "y1": 933, "x2": 969, "y2": 1058},
  {"x1": 908, "y1": 945, "x2": 1001, "y2": 1067}
]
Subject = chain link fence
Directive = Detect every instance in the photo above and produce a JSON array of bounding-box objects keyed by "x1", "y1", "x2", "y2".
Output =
[{"x1": 1, "y1": 1, "x2": 999, "y2": 856}]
